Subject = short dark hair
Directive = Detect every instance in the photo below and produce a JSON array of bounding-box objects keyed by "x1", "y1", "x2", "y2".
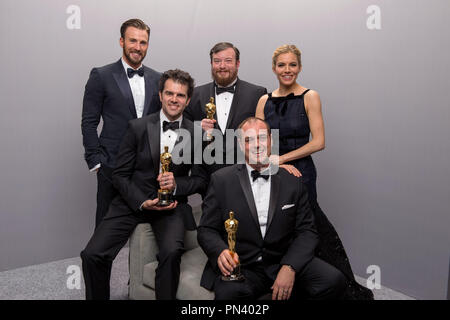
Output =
[
  {"x1": 120, "y1": 19, "x2": 150, "y2": 39},
  {"x1": 209, "y1": 42, "x2": 240, "y2": 62},
  {"x1": 158, "y1": 69, "x2": 195, "y2": 98}
]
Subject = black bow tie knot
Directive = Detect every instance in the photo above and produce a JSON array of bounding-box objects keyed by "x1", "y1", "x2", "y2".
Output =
[
  {"x1": 127, "y1": 67, "x2": 144, "y2": 78},
  {"x1": 251, "y1": 170, "x2": 270, "y2": 182},
  {"x1": 216, "y1": 85, "x2": 235, "y2": 95},
  {"x1": 163, "y1": 121, "x2": 180, "y2": 132}
]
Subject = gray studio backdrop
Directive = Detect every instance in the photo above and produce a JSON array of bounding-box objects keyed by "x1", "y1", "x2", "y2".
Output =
[{"x1": 0, "y1": 0, "x2": 449, "y2": 299}]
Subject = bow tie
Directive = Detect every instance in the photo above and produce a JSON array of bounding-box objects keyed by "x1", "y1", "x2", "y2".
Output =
[
  {"x1": 127, "y1": 67, "x2": 144, "y2": 78},
  {"x1": 216, "y1": 85, "x2": 235, "y2": 95},
  {"x1": 251, "y1": 170, "x2": 270, "y2": 182},
  {"x1": 163, "y1": 121, "x2": 179, "y2": 132}
]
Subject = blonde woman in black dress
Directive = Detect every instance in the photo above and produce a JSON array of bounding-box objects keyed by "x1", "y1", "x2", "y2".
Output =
[{"x1": 256, "y1": 45, "x2": 373, "y2": 299}]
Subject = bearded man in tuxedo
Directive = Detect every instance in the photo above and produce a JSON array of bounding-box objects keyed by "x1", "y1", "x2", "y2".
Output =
[
  {"x1": 184, "y1": 42, "x2": 267, "y2": 174},
  {"x1": 81, "y1": 19, "x2": 161, "y2": 228}
]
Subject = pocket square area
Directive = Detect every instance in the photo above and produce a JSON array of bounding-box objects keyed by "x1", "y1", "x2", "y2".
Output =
[{"x1": 282, "y1": 204, "x2": 295, "y2": 210}]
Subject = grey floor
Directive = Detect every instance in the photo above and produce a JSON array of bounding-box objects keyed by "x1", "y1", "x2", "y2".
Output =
[{"x1": 0, "y1": 247, "x2": 414, "y2": 300}]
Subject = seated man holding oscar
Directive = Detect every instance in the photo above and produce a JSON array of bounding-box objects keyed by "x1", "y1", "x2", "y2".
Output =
[
  {"x1": 81, "y1": 69, "x2": 207, "y2": 300},
  {"x1": 197, "y1": 117, "x2": 347, "y2": 300}
]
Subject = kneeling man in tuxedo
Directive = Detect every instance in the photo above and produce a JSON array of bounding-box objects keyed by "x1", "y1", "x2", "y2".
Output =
[
  {"x1": 81, "y1": 69, "x2": 207, "y2": 300},
  {"x1": 197, "y1": 117, "x2": 346, "y2": 300}
]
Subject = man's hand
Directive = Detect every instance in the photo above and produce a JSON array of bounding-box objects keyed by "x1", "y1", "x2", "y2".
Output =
[
  {"x1": 217, "y1": 249, "x2": 239, "y2": 277},
  {"x1": 141, "y1": 198, "x2": 178, "y2": 211},
  {"x1": 157, "y1": 172, "x2": 176, "y2": 191},
  {"x1": 271, "y1": 265, "x2": 296, "y2": 300},
  {"x1": 201, "y1": 118, "x2": 216, "y2": 133}
]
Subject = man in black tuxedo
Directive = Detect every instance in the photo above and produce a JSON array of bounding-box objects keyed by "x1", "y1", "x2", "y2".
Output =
[
  {"x1": 197, "y1": 117, "x2": 346, "y2": 300},
  {"x1": 183, "y1": 42, "x2": 267, "y2": 174},
  {"x1": 81, "y1": 69, "x2": 207, "y2": 300},
  {"x1": 81, "y1": 19, "x2": 161, "y2": 228}
]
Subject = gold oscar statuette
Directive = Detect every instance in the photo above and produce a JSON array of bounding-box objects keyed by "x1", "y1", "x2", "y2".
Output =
[
  {"x1": 205, "y1": 97, "x2": 216, "y2": 141},
  {"x1": 157, "y1": 146, "x2": 174, "y2": 206},
  {"x1": 222, "y1": 211, "x2": 245, "y2": 281}
]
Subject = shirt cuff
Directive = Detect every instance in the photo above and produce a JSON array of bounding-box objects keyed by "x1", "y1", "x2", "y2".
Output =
[
  {"x1": 90, "y1": 163, "x2": 101, "y2": 172},
  {"x1": 283, "y1": 264, "x2": 297, "y2": 273}
]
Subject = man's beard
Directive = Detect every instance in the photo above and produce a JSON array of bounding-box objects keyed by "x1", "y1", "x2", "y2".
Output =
[
  {"x1": 211, "y1": 69, "x2": 238, "y2": 87},
  {"x1": 124, "y1": 47, "x2": 146, "y2": 67}
]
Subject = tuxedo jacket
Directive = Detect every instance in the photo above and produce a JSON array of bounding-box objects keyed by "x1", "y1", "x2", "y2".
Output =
[
  {"x1": 106, "y1": 112, "x2": 207, "y2": 230},
  {"x1": 81, "y1": 59, "x2": 161, "y2": 170},
  {"x1": 183, "y1": 79, "x2": 267, "y2": 173},
  {"x1": 197, "y1": 164, "x2": 319, "y2": 290}
]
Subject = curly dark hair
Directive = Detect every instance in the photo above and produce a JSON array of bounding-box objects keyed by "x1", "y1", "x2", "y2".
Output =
[{"x1": 158, "y1": 69, "x2": 195, "y2": 98}]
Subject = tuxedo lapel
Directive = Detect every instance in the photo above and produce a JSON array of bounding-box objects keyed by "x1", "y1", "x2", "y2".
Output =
[
  {"x1": 236, "y1": 165, "x2": 261, "y2": 233},
  {"x1": 225, "y1": 78, "x2": 241, "y2": 129},
  {"x1": 266, "y1": 173, "x2": 280, "y2": 233},
  {"x1": 146, "y1": 113, "x2": 161, "y2": 177},
  {"x1": 142, "y1": 67, "x2": 155, "y2": 116},
  {"x1": 112, "y1": 60, "x2": 137, "y2": 118}
]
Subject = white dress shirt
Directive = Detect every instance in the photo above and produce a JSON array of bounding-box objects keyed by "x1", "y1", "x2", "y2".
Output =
[
  {"x1": 215, "y1": 78, "x2": 237, "y2": 134},
  {"x1": 246, "y1": 164, "x2": 271, "y2": 239},
  {"x1": 121, "y1": 58, "x2": 146, "y2": 118}
]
